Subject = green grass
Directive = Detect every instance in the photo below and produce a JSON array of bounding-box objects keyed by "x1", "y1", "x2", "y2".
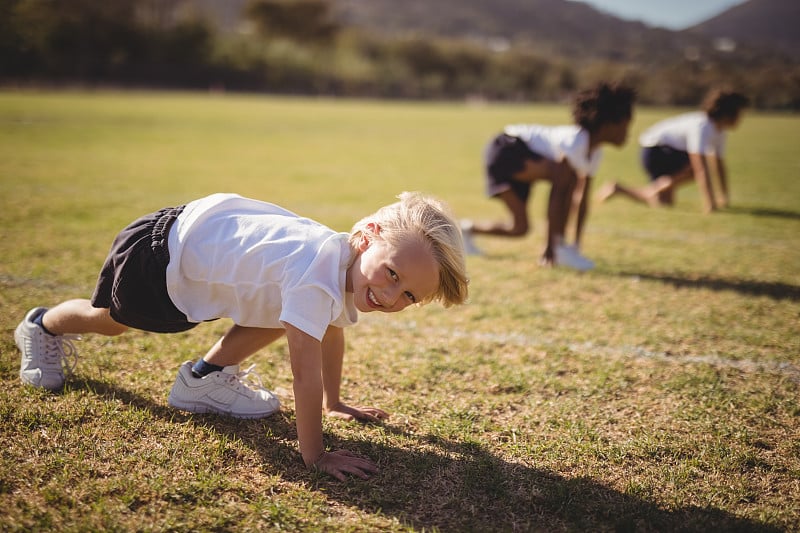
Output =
[{"x1": 1, "y1": 90, "x2": 798, "y2": 532}]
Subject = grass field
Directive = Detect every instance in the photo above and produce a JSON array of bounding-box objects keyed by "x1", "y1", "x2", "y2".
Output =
[{"x1": 1, "y1": 90, "x2": 798, "y2": 532}]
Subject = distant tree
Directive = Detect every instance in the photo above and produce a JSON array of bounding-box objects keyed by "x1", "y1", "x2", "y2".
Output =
[
  {"x1": 0, "y1": 0, "x2": 31, "y2": 75},
  {"x1": 10, "y1": 0, "x2": 142, "y2": 78},
  {"x1": 245, "y1": 0, "x2": 338, "y2": 45}
]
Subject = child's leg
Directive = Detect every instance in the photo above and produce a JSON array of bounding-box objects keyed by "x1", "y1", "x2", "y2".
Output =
[
  {"x1": 471, "y1": 189, "x2": 529, "y2": 237},
  {"x1": 168, "y1": 324, "x2": 285, "y2": 419},
  {"x1": 606, "y1": 147, "x2": 692, "y2": 207},
  {"x1": 652, "y1": 176, "x2": 676, "y2": 205},
  {"x1": 653, "y1": 166, "x2": 694, "y2": 205},
  {"x1": 16, "y1": 300, "x2": 124, "y2": 390},
  {"x1": 42, "y1": 299, "x2": 128, "y2": 336},
  {"x1": 599, "y1": 169, "x2": 691, "y2": 207},
  {"x1": 599, "y1": 180, "x2": 662, "y2": 206},
  {"x1": 202, "y1": 325, "x2": 286, "y2": 367}
]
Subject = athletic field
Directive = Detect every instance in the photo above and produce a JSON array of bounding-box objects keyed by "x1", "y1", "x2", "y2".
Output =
[{"x1": 1, "y1": 91, "x2": 798, "y2": 531}]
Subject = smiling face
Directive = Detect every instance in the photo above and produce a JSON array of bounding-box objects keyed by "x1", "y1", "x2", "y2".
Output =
[{"x1": 346, "y1": 226, "x2": 440, "y2": 314}]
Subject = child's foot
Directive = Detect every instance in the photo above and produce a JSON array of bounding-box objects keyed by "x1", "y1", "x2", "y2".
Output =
[
  {"x1": 16, "y1": 307, "x2": 79, "y2": 390},
  {"x1": 168, "y1": 361, "x2": 281, "y2": 419},
  {"x1": 460, "y1": 220, "x2": 484, "y2": 256},
  {"x1": 554, "y1": 244, "x2": 595, "y2": 271},
  {"x1": 597, "y1": 182, "x2": 617, "y2": 203}
]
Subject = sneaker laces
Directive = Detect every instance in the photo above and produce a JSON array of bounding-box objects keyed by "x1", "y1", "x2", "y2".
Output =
[
  {"x1": 42, "y1": 334, "x2": 81, "y2": 375},
  {"x1": 225, "y1": 364, "x2": 267, "y2": 393}
]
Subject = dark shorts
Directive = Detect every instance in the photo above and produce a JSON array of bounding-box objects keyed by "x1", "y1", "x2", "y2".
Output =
[
  {"x1": 641, "y1": 145, "x2": 690, "y2": 181},
  {"x1": 484, "y1": 133, "x2": 543, "y2": 203},
  {"x1": 91, "y1": 205, "x2": 199, "y2": 333}
]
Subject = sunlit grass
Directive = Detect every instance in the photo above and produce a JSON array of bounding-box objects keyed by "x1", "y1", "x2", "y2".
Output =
[{"x1": 1, "y1": 90, "x2": 798, "y2": 531}]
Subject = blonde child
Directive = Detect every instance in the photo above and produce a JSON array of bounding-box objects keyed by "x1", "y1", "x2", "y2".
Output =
[{"x1": 15, "y1": 192, "x2": 469, "y2": 481}]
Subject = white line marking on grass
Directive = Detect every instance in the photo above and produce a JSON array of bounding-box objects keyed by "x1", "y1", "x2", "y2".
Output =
[
  {"x1": 386, "y1": 321, "x2": 800, "y2": 382},
  {"x1": 566, "y1": 340, "x2": 800, "y2": 382}
]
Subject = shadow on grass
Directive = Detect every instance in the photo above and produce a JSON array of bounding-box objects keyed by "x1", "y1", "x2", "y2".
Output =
[
  {"x1": 723, "y1": 205, "x2": 800, "y2": 220},
  {"x1": 615, "y1": 271, "x2": 800, "y2": 302},
  {"x1": 73, "y1": 377, "x2": 779, "y2": 532},
  {"x1": 313, "y1": 430, "x2": 779, "y2": 533}
]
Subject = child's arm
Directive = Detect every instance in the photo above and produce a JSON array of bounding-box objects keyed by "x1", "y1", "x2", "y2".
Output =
[
  {"x1": 571, "y1": 174, "x2": 591, "y2": 249},
  {"x1": 713, "y1": 155, "x2": 729, "y2": 208},
  {"x1": 284, "y1": 323, "x2": 379, "y2": 481},
  {"x1": 689, "y1": 152, "x2": 717, "y2": 213},
  {"x1": 321, "y1": 326, "x2": 389, "y2": 422}
]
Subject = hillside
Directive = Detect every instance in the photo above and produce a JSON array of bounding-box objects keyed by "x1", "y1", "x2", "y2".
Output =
[
  {"x1": 329, "y1": 0, "x2": 706, "y2": 62},
  {"x1": 689, "y1": 0, "x2": 800, "y2": 57},
  {"x1": 185, "y1": 0, "x2": 796, "y2": 63},
  {"x1": 187, "y1": 0, "x2": 800, "y2": 63}
]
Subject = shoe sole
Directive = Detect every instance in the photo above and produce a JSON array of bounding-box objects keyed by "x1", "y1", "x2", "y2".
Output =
[
  {"x1": 167, "y1": 396, "x2": 279, "y2": 419},
  {"x1": 167, "y1": 370, "x2": 280, "y2": 419}
]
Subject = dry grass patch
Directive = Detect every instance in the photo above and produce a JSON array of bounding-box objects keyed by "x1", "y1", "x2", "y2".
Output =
[{"x1": 1, "y1": 91, "x2": 798, "y2": 531}]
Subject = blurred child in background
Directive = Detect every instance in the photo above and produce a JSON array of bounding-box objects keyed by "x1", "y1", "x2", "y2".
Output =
[
  {"x1": 598, "y1": 88, "x2": 750, "y2": 213},
  {"x1": 462, "y1": 82, "x2": 636, "y2": 271}
]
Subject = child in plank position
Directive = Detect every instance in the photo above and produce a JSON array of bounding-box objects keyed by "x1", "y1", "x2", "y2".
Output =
[
  {"x1": 15, "y1": 192, "x2": 469, "y2": 481},
  {"x1": 461, "y1": 82, "x2": 636, "y2": 270},
  {"x1": 598, "y1": 88, "x2": 749, "y2": 212}
]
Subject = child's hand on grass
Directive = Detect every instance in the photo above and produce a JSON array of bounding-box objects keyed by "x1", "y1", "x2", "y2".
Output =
[
  {"x1": 325, "y1": 401, "x2": 389, "y2": 423},
  {"x1": 539, "y1": 247, "x2": 555, "y2": 267},
  {"x1": 314, "y1": 450, "x2": 379, "y2": 481}
]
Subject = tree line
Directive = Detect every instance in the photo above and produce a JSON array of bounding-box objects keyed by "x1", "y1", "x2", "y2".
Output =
[{"x1": 1, "y1": 0, "x2": 797, "y2": 109}]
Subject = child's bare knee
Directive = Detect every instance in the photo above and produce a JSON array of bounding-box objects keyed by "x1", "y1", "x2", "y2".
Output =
[
  {"x1": 105, "y1": 323, "x2": 129, "y2": 336},
  {"x1": 91, "y1": 308, "x2": 128, "y2": 336}
]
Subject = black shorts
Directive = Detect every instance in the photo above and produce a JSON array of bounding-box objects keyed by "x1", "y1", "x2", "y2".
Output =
[
  {"x1": 484, "y1": 133, "x2": 543, "y2": 203},
  {"x1": 91, "y1": 205, "x2": 199, "y2": 333},
  {"x1": 641, "y1": 145, "x2": 690, "y2": 181}
]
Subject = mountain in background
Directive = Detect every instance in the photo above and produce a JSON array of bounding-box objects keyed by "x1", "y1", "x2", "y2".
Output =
[
  {"x1": 186, "y1": 0, "x2": 797, "y2": 62},
  {"x1": 330, "y1": 0, "x2": 704, "y2": 61},
  {"x1": 689, "y1": 0, "x2": 800, "y2": 56},
  {"x1": 329, "y1": 0, "x2": 797, "y2": 62}
]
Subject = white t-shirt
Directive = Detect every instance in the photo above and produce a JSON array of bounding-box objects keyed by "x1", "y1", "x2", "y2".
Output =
[
  {"x1": 166, "y1": 193, "x2": 358, "y2": 342},
  {"x1": 639, "y1": 111, "x2": 725, "y2": 156},
  {"x1": 503, "y1": 124, "x2": 602, "y2": 178}
]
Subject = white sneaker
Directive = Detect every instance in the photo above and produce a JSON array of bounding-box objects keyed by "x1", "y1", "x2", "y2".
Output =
[
  {"x1": 460, "y1": 220, "x2": 484, "y2": 256},
  {"x1": 554, "y1": 244, "x2": 595, "y2": 271},
  {"x1": 15, "y1": 307, "x2": 79, "y2": 390},
  {"x1": 168, "y1": 361, "x2": 281, "y2": 419}
]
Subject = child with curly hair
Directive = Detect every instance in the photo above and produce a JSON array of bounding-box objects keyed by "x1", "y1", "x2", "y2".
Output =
[
  {"x1": 462, "y1": 82, "x2": 636, "y2": 270},
  {"x1": 598, "y1": 88, "x2": 749, "y2": 213}
]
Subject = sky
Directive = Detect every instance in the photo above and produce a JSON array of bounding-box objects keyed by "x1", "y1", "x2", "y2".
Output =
[{"x1": 572, "y1": 0, "x2": 748, "y2": 30}]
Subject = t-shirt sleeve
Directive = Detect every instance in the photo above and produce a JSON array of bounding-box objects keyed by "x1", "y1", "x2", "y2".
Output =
[
  {"x1": 562, "y1": 130, "x2": 596, "y2": 177},
  {"x1": 280, "y1": 285, "x2": 337, "y2": 342},
  {"x1": 689, "y1": 120, "x2": 717, "y2": 155},
  {"x1": 278, "y1": 234, "x2": 347, "y2": 341}
]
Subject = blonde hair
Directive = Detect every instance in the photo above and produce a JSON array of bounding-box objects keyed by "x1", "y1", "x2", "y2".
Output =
[{"x1": 349, "y1": 192, "x2": 469, "y2": 307}]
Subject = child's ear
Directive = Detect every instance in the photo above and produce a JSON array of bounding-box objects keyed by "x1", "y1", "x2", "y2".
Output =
[
  {"x1": 358, "y1": 232, "x2": 371, "y2": 251},
  {"x1": 358, "y1": 222, "x2": 382, "y2": 251}
]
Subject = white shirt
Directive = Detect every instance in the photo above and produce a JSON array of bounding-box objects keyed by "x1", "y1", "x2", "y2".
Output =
[
  {"x1": 166, "y1": 193, "x2": 358, "y2": 341},
  {"x1": 503, "y1": 124, "x2": 602, "y2": 178},
  {"x1": 639, "y1": 111, "x2": 725, "y2": 156}
]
